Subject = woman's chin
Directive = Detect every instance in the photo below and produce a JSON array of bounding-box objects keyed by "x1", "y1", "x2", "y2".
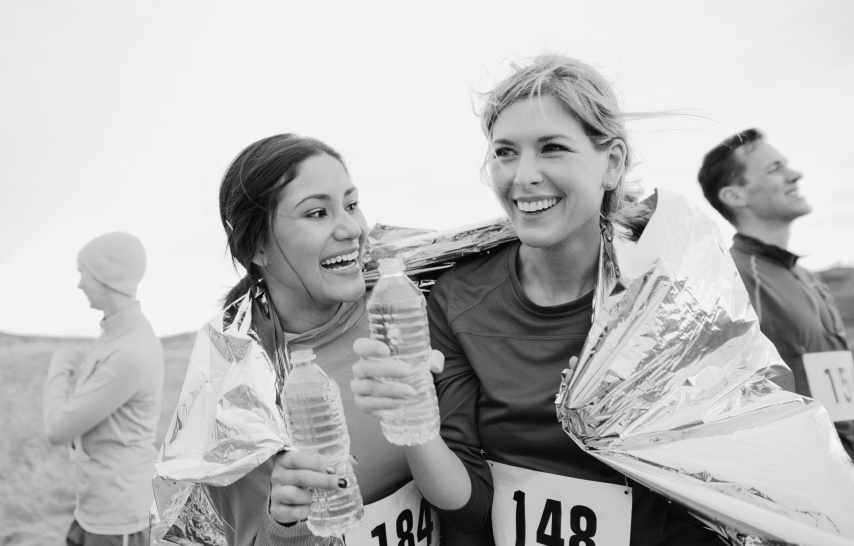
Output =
[{"x1": 327, "y1": 278, "x2": 367, "y2": 303}]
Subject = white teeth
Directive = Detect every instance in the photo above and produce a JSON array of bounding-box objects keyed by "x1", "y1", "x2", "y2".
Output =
[
  {"x1": 321, "y1": 250, "x2": 359, "y2": 266},
  {"x1": 516, "y1": 198, "x2": 557, "y2": 213}
]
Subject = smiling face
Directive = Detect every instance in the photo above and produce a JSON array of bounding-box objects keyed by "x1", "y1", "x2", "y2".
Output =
[
  {"x1": 254, "y1": 153, "x2": 368, "y2": 312},
  {"x1": 488, "y1": 95, "x2": 622, "y2": 251},
  {"x1": 735, "y1": 140, "x2": 811, "y2": 223},
  {"x1": 77, "y1": 263, "x2": 110, "y2": 311}
]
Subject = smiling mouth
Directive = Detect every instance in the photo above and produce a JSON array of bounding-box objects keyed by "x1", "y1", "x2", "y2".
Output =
[
  {"x1": 515, "y1": 197, "x2": 560, "y2": 213},
  {"x1": 321, "y1": 250, "x2": 360, "y2": 271}
]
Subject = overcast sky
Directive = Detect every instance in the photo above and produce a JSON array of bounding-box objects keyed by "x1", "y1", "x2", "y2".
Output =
[{"x1": 2, "y1": 0, "x2": 853, "y2": 337}]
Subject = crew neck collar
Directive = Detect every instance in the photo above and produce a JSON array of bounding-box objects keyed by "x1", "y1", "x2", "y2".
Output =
[
  {"x1": 101, "y1": 301, "x2": 144, "y2": 339},
  {"x1": 505, "y1": 241, "x2": 594, "y2": 317}
]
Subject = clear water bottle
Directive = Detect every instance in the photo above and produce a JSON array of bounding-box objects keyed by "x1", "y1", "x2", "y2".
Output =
[
  {"x1": 282, "y1": 348, "x2": 364, "y2": 536},
  {"x1": 367, "y1": 257, "x2": 441, "y2": 445}
]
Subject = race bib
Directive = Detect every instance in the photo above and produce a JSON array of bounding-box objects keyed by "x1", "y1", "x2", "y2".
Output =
[
  {"x1": 490, "y1": 461, "x2": 632, "y2": 546},
  {"x1": 346, "y1": 480, "x2": 440, "y2": 546},
  {"x1": 803, "y1": 351, "x2": 854, "y2": 422}
]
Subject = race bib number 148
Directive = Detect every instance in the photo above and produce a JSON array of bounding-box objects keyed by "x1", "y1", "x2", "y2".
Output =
[{"x1": 490, "y1": 461, "x2": 632, "y2": 546}]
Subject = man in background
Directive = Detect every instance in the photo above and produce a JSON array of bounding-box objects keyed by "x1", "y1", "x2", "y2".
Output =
[
  {"x1": 698, "y1": 129, "x2": 854, "y2": 459},
  {"x1": 43, "y1": 232, "x2": 164, "y2": 546}
]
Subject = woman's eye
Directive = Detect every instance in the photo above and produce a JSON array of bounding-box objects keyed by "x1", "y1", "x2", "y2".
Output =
[
  {"x1": 306, "y1": 209, "x2": 327, "y2": 219},
  {"x1": 493, "y1": 147, "x2": 514, "y2": 159},
  {"x1": 542, "y1": 143, "x2": 566, "y2": 153},
  {"x1": 346, "y1": 201, "x2": 359, "y2": 212}
]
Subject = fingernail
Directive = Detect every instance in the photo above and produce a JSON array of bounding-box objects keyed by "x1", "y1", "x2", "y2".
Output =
[
  {"x1": 326, "y1": 465, "x2": 336, "y2": 474},
  {"x1": 338, "y1": 478, "x2": 348, "y2": 489}
]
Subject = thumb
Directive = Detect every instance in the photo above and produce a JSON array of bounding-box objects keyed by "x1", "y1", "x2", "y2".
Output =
[
  {"x1": 428, "y1": 350, "x2": 445, "y2": 374},
  {"x1": 353, "y1": 337, "x2": 391, "y2": 359}
]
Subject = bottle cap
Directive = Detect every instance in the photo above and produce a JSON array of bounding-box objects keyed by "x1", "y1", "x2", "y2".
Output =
[
  {"x1": 290, "y1": 347, "x2": 315, "y2": 364},
  {"x1": 377, "y1": 257, "x2": 405, "y2": 275}
]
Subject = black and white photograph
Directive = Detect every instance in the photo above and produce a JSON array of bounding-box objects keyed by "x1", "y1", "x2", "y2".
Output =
[{"x1": 2, "y1": 2, "x2": 853, "y2": 545}]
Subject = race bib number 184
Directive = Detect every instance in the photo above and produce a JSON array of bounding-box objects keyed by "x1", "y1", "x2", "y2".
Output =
[{"x1": 490, "y1": 461, "x2": 632, "y2": 546}]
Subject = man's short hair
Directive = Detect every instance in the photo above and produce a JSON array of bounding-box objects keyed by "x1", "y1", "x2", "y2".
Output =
[{"x1": 697, "y1": 128, "x2": 764, "y2": 224}]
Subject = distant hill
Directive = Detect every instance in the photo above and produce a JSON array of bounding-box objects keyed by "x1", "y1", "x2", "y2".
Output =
[{"x1": 0, "y1": 330, "x2": 196, "y2": 347}]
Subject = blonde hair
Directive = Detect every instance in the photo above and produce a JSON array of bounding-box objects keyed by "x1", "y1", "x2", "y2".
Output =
[{"x1": 479, "y1": 54, "x2": 651, "y2": 238}]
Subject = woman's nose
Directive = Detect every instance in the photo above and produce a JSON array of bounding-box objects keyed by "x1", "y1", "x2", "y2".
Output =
[
  {"x1": 513, "y1": 151, "x2": 542, "y2": 187},
  {"x1": 334, "y1": 211, "x2": 362, "y2": 240}
]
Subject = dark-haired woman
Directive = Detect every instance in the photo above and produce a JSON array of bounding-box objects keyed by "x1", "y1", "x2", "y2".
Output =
[
  {"x1": 352, "y1": 56, "x2": 723, "y2": 546},
  {"x1": 206, "y1": 134, "x2": 440, "y2": 546}
]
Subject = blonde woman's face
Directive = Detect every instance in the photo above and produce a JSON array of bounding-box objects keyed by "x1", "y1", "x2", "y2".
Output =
[{"x1": 488, "y1": 95, "x2": 612, "y2": 251}]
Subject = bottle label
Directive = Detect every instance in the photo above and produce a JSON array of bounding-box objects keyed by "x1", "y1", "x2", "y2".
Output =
[
  {"x1": 343, "y1": 480, "x2": 439, "y2": 546},
  {"x1": 489, "y1": 461, "x2": 632, "y2": 546}
]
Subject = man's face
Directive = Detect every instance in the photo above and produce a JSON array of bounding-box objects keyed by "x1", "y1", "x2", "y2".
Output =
[{"x1": 736, "y1": 140, "x2": 812, "y2": 223}]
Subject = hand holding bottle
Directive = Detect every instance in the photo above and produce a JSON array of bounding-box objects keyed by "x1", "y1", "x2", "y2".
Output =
[
  {"x1": 351, "y1": 338, "x2": 445, "y2": 418},
  {"x1": 269, "y1": 450, "x2": 351, "y2": 525}
]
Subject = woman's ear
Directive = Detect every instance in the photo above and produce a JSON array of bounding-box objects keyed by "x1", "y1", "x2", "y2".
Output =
[
  {"x1": 251, "y1": 245, "x2": 269, "y2": 269},
  {"x1": 603, "y1": 139, "x2": 627, "y2": 188}
]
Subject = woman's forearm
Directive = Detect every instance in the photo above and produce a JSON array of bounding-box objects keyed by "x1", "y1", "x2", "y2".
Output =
[{"x1": 404, "y1": 436, "x2": 471, "y2": 510}]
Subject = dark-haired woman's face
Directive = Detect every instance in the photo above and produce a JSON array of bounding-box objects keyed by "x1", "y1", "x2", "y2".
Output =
[{"x1": 255, "y1": 153, "x2": 368, "y2": 310}]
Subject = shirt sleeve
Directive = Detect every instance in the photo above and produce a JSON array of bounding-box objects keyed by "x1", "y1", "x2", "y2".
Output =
[
  {"x1": 255, "y1": 510, "x2": 315, "y2": 546},
  {"x1": 43, "y1": 346, "x2": 146, "y2": 444},
  {"x1": 426, "y1": 270, "x2": 493, "y2": 533}
]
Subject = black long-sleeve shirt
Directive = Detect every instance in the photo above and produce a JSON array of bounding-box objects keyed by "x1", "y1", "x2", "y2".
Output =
[{"x1": 428, "y1": 242, "x2": 721, "y2": 546}]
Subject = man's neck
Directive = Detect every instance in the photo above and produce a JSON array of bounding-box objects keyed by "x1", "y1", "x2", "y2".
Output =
[
  {"x1": 735, "y1": 219, "x2": 792, "y2": 250},
  {"x1": 101, "y1": 295, "x2": 137, "y2": 320}
]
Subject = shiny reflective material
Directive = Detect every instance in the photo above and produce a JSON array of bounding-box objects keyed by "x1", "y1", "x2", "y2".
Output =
[
  {"x1": 556, "y1": 190, "x2": 854, "y2": 546},
  {"x1": 363, "y1": 217, "x2": 517, "y2": 290},
  {"x1": 151, "y1": 288, "x2": 291, "y2": 545},
  {"x1": 150, "y1": 220, "x2": 517, "y2": 545}
]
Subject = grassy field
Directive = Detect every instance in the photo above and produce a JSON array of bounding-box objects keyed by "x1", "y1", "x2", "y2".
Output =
[
  {"x1": 1, "y1": 268, "x2": 852, "y2": 545},
  {"x1": 0, "y1": 332, "x2": 195, "y2": 546}
]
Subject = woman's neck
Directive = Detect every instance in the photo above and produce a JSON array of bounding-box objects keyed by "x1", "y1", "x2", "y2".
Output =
[
  {"x1": 265, "y1": 283, "x2": 341, "y2": 335},
  {"x1": 516, "y1": 220, "x2": 600, "y2": 307}
]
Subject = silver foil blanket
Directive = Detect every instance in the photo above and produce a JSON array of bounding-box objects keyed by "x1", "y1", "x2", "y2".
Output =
[
  {"x1": 362, "y1": 217, "x2": 517, "y2": 286},
  {"x1": 556, "y1": 190, "x2": 854, "y2": 546},
  {"x1": 151, "y1": 289, "x2": 291, "y2": 545},
  {"x1": 150, "y1": 219, "x2": 517, "y2": 545}
]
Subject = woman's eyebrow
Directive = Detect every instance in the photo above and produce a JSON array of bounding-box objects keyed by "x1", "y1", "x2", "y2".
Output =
[
  {"x1": 538, "y1": 134, "x2": 574, "y2": 143},
  {"x1": 294, "y1": 194, "x2": 331, "y2": 207},
  {"x1": 492, "y1": 134, "x2": 575, "y2": 146},
  {"x1": 294, "y1": 187, "x2": 357, "y2": 208}
]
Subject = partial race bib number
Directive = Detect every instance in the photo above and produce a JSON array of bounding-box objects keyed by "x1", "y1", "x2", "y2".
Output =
[
  {"x1": 490, "y1": 461, "x2": 632, "y2": 546},
  {"x1": 804, "y1": 351, "x2": 854, "y2": 422},
  {"x1": 345, "y1": 480, "x2": 439, "y2": 546}
]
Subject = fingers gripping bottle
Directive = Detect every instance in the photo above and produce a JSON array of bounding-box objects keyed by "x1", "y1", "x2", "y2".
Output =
[
  {"x1": 282, "y1": 348, "x2": 364, "y2": 536},
  {"x1": 367, "y1": 257, "x2": 441, "y2": 445}
]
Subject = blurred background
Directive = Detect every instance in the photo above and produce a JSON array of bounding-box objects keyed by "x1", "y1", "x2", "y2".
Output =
[{"x1": 2, "y1": 1, "x2": 853, "y2": 544}]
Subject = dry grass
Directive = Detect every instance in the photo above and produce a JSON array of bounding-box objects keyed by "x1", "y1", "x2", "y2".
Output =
[{"x1": 0, "y1": 333, "x2": 194, "y2": 546}]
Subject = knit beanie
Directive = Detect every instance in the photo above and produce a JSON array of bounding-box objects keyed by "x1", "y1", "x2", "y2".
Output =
[{"x1": 77, "y1": 232, "x2": 147, "y2": 298}]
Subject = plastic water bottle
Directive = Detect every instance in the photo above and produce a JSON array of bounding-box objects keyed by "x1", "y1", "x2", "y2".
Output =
[
  {"x1": 367, "y1": 257, "x2": 441, "y2": 445},
  {"x1": 282, "y1": 348, "x2": 364, "y2": 536}
]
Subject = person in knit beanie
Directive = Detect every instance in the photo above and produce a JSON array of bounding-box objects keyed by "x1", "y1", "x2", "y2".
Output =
[
  {"x1": 77, "y1": 231, "x2": 147, "y2": 299},
  {"x1": 43, "y1": 231, "x2": 164, "y2": 546}
]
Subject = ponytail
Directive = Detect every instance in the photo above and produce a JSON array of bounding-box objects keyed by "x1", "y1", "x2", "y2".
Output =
[{"x1": 221, "y1": 268, "x2": 262, "y2": 309}]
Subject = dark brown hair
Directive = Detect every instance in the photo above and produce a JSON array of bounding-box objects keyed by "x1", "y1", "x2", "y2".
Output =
[
  {"x1": 219, "y1": 134, "x2": 346, "y2": 307},
  {"x1": 697, "y1": 128, "x2": 764, "y2": 224}
]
